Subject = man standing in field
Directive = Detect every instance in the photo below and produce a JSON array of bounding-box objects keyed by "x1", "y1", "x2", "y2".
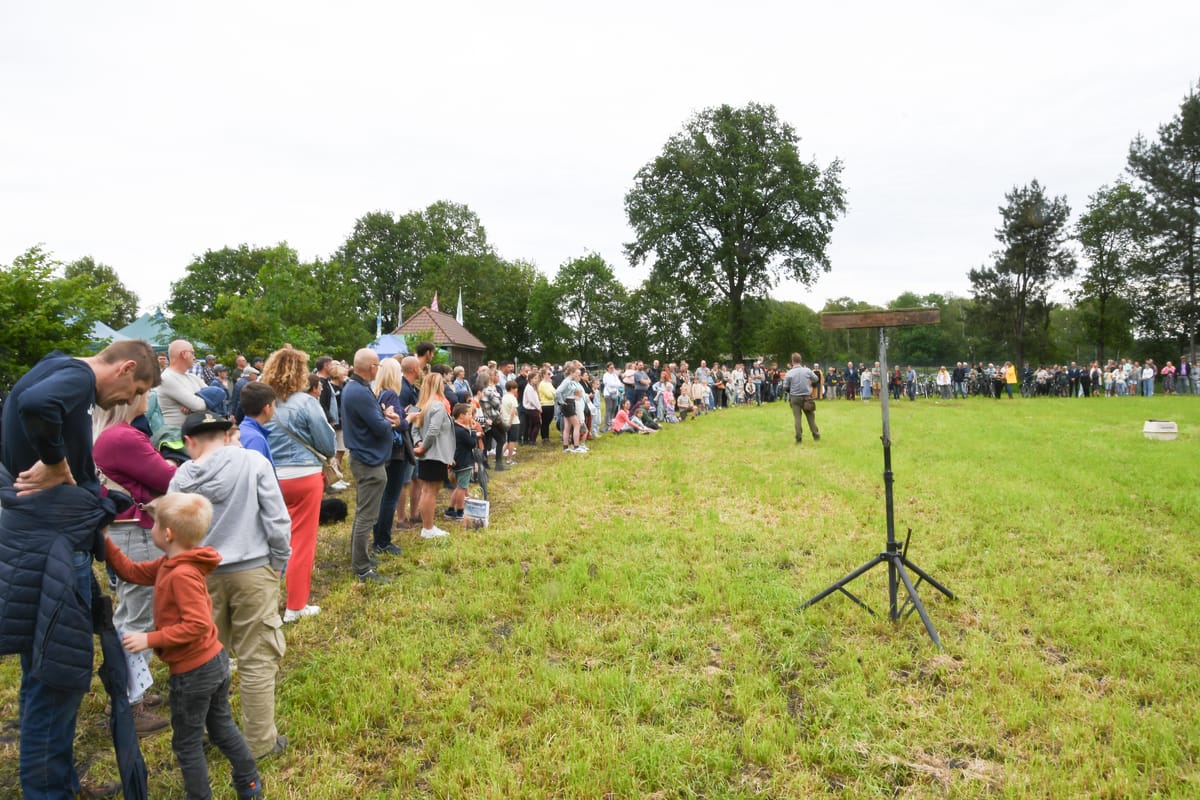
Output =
[
  {"x1": 341, "y1": 348, "x2": 401, "y2": 583},
  {"x1": 782, "y1": 353, "x2": 820, "y2": 444},
  {"x1": 1, "y1": 339, "x2": 160, "y2": 799}
]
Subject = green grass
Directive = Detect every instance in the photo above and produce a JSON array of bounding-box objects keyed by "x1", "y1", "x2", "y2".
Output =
[{"x1": 3, "y1": 396, "x2": 1199, "y2": 798}]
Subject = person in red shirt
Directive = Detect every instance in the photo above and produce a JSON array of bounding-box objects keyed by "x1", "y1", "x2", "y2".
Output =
[{"x1": 106, "y1": 492, "x2": 264, "y2": 800}]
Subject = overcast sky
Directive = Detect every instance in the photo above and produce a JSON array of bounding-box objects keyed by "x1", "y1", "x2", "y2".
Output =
[{"x1": 2, "y1": 1, "x2": 1197, "y2": 318}]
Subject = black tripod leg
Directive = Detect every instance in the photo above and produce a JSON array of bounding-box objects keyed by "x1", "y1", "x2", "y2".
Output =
[
  {"x1": 801, "y1": 555, "x2": 886, "y2": 610},
  {"x1": 900, "y1": 557, "x2": 955, "y2": 600},
  {"x1": 894, "y1": 559, "x2": 943, "y2": 649}
]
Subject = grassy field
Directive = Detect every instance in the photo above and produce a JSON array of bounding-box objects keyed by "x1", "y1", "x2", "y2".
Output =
[{"x1": 3, "y1": 395, "x2": 1199, "y2": 798}]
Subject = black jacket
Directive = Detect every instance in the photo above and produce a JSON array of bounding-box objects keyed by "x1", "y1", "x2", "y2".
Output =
[{"x1": 0, "y1": 465, "x2": 116, "y2": 691}]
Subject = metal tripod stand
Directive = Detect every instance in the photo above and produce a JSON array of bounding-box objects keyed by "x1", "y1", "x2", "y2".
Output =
[{"x1": 801, "y1": 326, "x2": 955, "y2": 648}]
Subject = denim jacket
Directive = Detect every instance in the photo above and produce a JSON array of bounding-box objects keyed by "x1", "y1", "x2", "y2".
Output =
[{"x1": 265, "y1": 391, "x2": 336, "y2": 468}]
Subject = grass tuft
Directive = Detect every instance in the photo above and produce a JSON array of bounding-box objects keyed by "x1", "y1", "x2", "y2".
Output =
[{"x1": 2, "y1": 397, "x2": 1198, "y2": 797}]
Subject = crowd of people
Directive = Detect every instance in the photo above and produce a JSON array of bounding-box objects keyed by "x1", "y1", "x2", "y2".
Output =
[
  {"x1": 779, "y1": 357, "x2": 1197, "y2": 401},
  {"x1": 2, "y1": 335, "x2": 1194, "y2": 798}
]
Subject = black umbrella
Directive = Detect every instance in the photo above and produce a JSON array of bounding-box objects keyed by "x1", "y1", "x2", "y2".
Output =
[{"x1": 92, "y1": 577, "x2": 149, "y2": 800}]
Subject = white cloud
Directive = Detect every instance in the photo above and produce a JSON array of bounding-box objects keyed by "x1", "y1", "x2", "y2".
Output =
[{"x1": 2, "y1": 0, "x2": 1196, "y2": 315}]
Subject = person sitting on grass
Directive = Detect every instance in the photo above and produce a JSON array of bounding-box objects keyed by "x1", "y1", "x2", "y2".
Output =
[
  {"x1": 634, "y1": 397, "x2": 661, "y2": 430},
  {"x1": 676, "y1": 383, "x2": 693, "y2": 421},
  {"x1": 447, "y1": 403, "x2": 483, "y2": 521},
  {"x1": 105, "y1": 492, "x2": 264, "y2": 800},
  {"x1": 609, "y1": 399, "x2": 656, "y2": 434}
]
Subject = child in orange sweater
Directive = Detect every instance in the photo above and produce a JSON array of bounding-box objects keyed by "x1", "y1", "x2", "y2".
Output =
[{"x1": 106, "y1": 492, "x2": 264, "y2": 800}]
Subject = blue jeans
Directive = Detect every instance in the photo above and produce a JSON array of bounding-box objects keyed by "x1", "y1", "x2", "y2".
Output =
[
  {"x1": 169, "y1": 650, "x2": 260, "y2": 800},
  {"x1": 18, "y1": 550, "x2": 91, "y2": 800},
  {"x1": 372, "y1": 458, "x2": 409, "y2": 549}
]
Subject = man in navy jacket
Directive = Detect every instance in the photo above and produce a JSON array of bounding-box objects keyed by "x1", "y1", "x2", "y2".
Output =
[
  {"x1": 341, "y1": 349, "x2": 400, "y2": 584},
  {"x1": 0, "y1": 340, "x2": 159, "y2": 800}
]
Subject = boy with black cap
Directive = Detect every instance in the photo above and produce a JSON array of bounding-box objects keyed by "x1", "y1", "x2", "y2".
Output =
[
  {"x1": 170, "y1": 410, "x2": 292, "y2": 760},
  {"x1": 106, "y1": 491, "x2": 264, "y2": 799}
]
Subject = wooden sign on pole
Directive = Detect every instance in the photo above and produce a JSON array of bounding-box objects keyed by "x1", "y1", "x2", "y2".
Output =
[{"x1": 820, "y1": 308, "x2": 940, "y2": 330}]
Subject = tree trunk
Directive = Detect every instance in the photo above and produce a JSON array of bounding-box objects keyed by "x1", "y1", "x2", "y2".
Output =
[{"x1": 729, "y1": 292, "x2": 745, "y2": 362}]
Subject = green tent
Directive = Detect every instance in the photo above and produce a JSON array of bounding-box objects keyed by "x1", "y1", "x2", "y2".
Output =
[
  {"x1": 117, "y1": 311, "x2": 176, "y2": 352},
  {"x1": 89, "y1": 320, "x2": 129, "y2": 349}
]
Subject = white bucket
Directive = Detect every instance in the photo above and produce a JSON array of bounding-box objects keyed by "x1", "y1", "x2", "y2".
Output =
[
  {"x1": 464, "y1": 498, "x2": 490, "y2": 528},
  {"x1": 1143, "y1": 420, "x2": 1178, "y2": 441}
]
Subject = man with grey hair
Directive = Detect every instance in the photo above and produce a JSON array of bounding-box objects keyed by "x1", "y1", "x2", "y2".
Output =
[
  {"x1": 158, "y1": 339, "x2": 207, "y2": 427},
  {"x1": 782, "y1": 352, "x2": 820, "y2": 444},
  {"x1": 341, "y1": 348, "x2": 401, "y2": 583}
]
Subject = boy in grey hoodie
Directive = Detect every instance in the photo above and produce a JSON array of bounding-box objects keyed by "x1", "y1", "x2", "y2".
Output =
[{"x1": 170, "y1": 411, "x2": 292, "y2": 760}]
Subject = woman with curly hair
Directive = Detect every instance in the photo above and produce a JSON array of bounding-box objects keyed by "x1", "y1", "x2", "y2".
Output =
[{"x1": 261, "y1": 346, "x2": 336, "y2": 623}]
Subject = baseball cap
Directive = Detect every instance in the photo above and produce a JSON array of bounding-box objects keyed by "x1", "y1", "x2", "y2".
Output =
[{"x1": 181, "y1": 410, "x2": 233, "y2": 437}]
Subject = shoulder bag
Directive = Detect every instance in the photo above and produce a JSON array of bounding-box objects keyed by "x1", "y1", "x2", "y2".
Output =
[{"x1": 277, "y1": 421, "x2": 342, "y2": 488}]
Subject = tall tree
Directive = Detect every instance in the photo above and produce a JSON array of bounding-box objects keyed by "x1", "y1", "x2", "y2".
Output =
[
  {"x1": 168, "y1": 244, "x2": 271, "y2": 321},
  {"x1": 1127, "y1": 85, "x2": 1200, "y2": 363},
  {"x1": 754, "y1": 299, "x2": 819, "y2": 366},
  {"x1": 626, "y1": 279, "x2": 692, "y2": 364},
  {"x1": 624, "y1": 102, "x2": 845, "y2": 360},
  {"x1": 528, "y1": 273, "x2": 571, "y2": 363},
  {"x1": 423, "y1": 253, "x2": 539, "y2": 360},
  {"x1": 65, "y1": 256, "x2": 140, "y2": 327},
  {"x1": 169, "y1": 244, "x2": 366, "y2": 359},
  {"x1": 337, "y1": 210, "x2": 424, "y2": 333},
  {"x1": 1074, "y1": 182, "x2": 1143, "y2": 363},
  {"x1": 968, "y1": 181, "x2": 1075, "y2": 367},
  {"x1": 553, "y1": 253, "x2": 628, "y2": 364},
  {"x1": 338, "y1": 201, "x2": 495, "y2": 333},
  {"x1": 0, "y1": 246, "x2": 108, "y2": 389}
]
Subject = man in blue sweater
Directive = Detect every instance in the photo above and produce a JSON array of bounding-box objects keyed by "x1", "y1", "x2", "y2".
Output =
[
  {"x1": 1, "y1": 340, "x2": 159, "y2": 800},
  {"x1": 341, "y1": 349, "x2": 401, "y2": 583}
]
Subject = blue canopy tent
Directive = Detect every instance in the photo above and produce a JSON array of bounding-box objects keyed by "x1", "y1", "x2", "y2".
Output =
[
  {"x1": 90, "y1": 320, "x2": 128, "y2": 344},
  {"x1": 116, "y1": 310, "x2": 209, "y2": 354},
  {"x1": 86, "y1": 320, "x2": 129, "y2": 351},
  {"x1": 116, "y1": 311, "x2": 176, "y2": 353},
  {"x1": 368, "y1": 334, "x2": 409, "y2": 359}
]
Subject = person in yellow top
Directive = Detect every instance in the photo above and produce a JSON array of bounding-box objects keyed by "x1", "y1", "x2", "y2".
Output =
[
  {"x1": 1004, "y1": 361, "x2": 1018, "y2": 398},
  {"x1": 537, "y1": 372, "x2": 557, "y2": 444}
]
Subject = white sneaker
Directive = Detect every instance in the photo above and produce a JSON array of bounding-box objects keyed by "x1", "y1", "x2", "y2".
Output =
[
  {"x1": 575, "y1": 445, "x2": 590, "y2": 452},
  {"x1": 283, "y1": 604, "x2": 321, "y2": 623},
  {"x1": 329, "y1": 480, "x2": 350, "y2": 492},
  {"x1": 420, "y1": 527, "x2": 450, "y2": 539}
]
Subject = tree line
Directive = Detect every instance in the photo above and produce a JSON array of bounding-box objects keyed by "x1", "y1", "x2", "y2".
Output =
[{"x1": 2, "y1": 86, "x2": 1195, "y2": 390}]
